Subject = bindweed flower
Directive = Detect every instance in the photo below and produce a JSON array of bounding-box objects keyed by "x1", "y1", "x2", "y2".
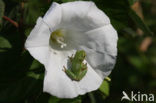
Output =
[{"x1": 25, "y1": 1, "x2": 118, "y2": 98}]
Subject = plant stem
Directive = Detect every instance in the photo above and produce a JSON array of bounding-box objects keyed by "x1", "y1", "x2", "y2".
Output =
[
  {"x1": 88, "y1": 93, "x2": 96, "y2": 103},
  {"x1": 3, "y1": 16, "x2": 19, "y2": 28},
  {"x1": 18, "y1": 2, "x2": 26, "y2": 52}
]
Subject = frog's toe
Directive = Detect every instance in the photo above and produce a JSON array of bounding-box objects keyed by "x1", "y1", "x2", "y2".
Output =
[
  {"x1": 63, "y1": 66, "x2": 66, "y2": 72},
  {"x1": 68, "y1": 56, "x2": 73, "y2": 61}
]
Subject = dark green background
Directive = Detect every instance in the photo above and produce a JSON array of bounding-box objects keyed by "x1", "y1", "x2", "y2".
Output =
[{"x1": 0, "y1": 0, "x2": 155, "y2": 103}]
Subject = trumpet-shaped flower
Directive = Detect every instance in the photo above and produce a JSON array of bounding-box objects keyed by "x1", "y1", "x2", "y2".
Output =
[{"x1": 25, "y1": 1, "x2": 118, "y2": 98}]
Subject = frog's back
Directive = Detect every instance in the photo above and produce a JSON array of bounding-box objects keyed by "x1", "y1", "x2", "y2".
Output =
[{"x1": 71, "y1": 58, "x2": 81, "y2": 72}]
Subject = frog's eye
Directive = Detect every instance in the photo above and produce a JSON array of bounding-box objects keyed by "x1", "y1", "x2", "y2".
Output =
[{"x1": 83, "y1": 54, "x2": 86, "y2": 58}]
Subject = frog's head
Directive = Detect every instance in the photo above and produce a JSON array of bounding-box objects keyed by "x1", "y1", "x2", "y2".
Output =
[{"x1": 76, "y1": 50, "x2": 86, "y2": 61}]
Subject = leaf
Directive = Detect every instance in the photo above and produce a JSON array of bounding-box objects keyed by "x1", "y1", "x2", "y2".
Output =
[
  {"x1": 0, "y1": 0, "x2": 4, "y2": 18},
  {"x1": 0, "y1": 77, "x2": 42, "y2": 102},
  {"x1": 88, "y1": 93, "x2": 96, "y2": 103},
  {"x1": 61, "y1": 0, "x2": 76, "y2": 2},
  {"x1": 93, "y1": 0, "x2": 131, "y2": 30},
  {"x1": 99, "y1": 80, "x2": 109, "y2": 96},
  {"x1": 0, "y1": 0, "x2": 5, "y2": 26},
  {"x1": 128, "y1": 56, "x2": 142, "y2": 69},
  {"x1": 128, "y1": 0, "x2": 138, "y2": 5},
  {"x1": 58, "y1": 96, "x2": 82, "y2": 103},
  {"x1": 128, "y1": 9, "x2": 153, "y2": 35},
  {"x1": 24, "y1": 0, "x2": 50, "y2": 26},
  {"x1": 0, "y1": 51, "x2": 43, "y2": 102},
  {"x1": 0, "y1": 36, "x2": 12, "y2": 52},
  {"x1": 48, "y1": 96, "x2": 60, "y2": 103},
  {"x1": 127, "y1": 55, "x2": 149, "y2": 73},
  {"x1": 27, "y1": 72, "x2": 41, "y2": 79}
]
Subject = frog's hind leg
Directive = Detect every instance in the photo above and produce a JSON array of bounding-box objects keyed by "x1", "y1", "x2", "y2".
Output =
[
  {"x1": 77, "y1": 68, "x2": 87, "y2": 81},
  {"x1": 82, "y1": 63, "x2": 87, "y2": 70},
  {"x1": 64, "y1": 68, "x2": 77, "y2": 81}
]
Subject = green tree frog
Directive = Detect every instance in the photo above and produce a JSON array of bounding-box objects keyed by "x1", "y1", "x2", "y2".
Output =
[{"x1": 63, "y1": 50, "x2": 87, "y2": 81}]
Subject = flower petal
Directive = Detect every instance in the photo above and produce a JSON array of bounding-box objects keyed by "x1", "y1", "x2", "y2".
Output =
[
  {"x1": 59, "y1": 1, "x2": 110, "y2": 32},
  {"x1": 84, "y1": 24, "x2": 118, "y2": 55},
  {"x1": 25, "y1": 17, "x2": 51, "y2": 48},
  {"x1": 26, "y1": 47, "x2": 50, "y2": 65},
  {"x1": 78, "y1": 24, "x2": 118, "y2": 79},
  {"x1": 43, "y1": 2, "x2": 62, "y2": 31},
  {"x1": 25, "y1": 17, "x2": 52, "y2": 65},
  {"x1": 43, "y1": 50, "x2": 103, "y2": 98}
]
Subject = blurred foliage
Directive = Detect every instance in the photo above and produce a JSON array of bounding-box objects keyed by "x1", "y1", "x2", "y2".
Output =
[
  {"x1": 0, "y1": 0, "x2": 155, "y2": 103},
  {"x1": 0, "y1": 0, "x2": 5, "y2": 27}
]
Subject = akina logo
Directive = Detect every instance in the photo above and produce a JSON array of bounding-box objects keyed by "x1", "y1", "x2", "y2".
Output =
[{"x1": 121, "y1": 91, "x2": 155, "y2": 102}]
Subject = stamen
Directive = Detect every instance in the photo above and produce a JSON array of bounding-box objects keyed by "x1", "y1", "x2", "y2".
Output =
[
  {"x1": 56, "y1": 37, "x2": 67, "y2": 48},
  {"x1": 50, "y1": 29, "x2": 67, "y2": 48}
]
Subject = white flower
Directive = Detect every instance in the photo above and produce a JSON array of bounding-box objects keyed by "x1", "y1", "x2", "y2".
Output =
[{"x1": 25, "y1": 1, "x2": 118, "y2": 98}]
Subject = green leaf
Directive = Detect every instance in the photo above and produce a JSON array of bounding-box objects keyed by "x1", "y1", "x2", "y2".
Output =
[
  {"x1": 0, "y1": 77, "x2": 42, "y2": 102},
  {"x1": 58, "y1": 96, "x2": 82, "y2": 103},
  {"x1": 0, "y1": 0, "x2": 5, "y2": 26},
  {"x1": 127, "y1": 55, "x2": 149, "y2": 73},
  {"x1": 128, "y1": 9, "x2": 153, "y2": 35},
  {"x1": 128, "y1": 0, "x2": 138, "y2": 5},
  {"x1": 0, "y1": 51, "x2": 43, "y2": 102},
  {"x1": 48, "y1": 96, "x2": 60, "y2": 103},
  {"x1": 24, "y1": 0, "x2": 50, "y2": 26},
  {"x1": 88, "y1": 93, "x2": 96, "y2": 103},
  {"x1": 128, "y1": 56, "x2": 143, "y2": 69},
  {"x1": 93, "y1": 0, "x2": 130, "y2": 30},
  {"x1": 27, "y1": 72, "x2": 41, "y2": 79},
  {"x1": 99, "y1": 80, "x2": 109, "y2": 96},
  {"x1": 29, "y1": 60, "x2": 43, "y2": 70},
  {"x1": 61, "y1": 0, "x2": 76, "y2": 2},
  {"x1": 0, "y1": 36, "x2": 12, "y2": 52}
]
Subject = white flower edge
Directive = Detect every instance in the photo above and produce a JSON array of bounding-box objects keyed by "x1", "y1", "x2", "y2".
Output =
[{"x1": 25, "y1": 1, "x2": 118, "y2": 98}]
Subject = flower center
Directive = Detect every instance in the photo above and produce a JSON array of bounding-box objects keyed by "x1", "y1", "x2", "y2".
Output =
[{"x1": 50, "y1": 29, "x2": 67, "y2": 48}]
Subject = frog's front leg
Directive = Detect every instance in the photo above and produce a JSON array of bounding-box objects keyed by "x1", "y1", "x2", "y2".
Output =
[
  {"x1": 82, "y1": 63, "x2": 87, "y2": 70},
  {"x1": 63, "y1": 66, "x2": 77, "y2": 80},
  {"x1": 68, "y1": 54, "x2": 74, "y2": 61}
]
